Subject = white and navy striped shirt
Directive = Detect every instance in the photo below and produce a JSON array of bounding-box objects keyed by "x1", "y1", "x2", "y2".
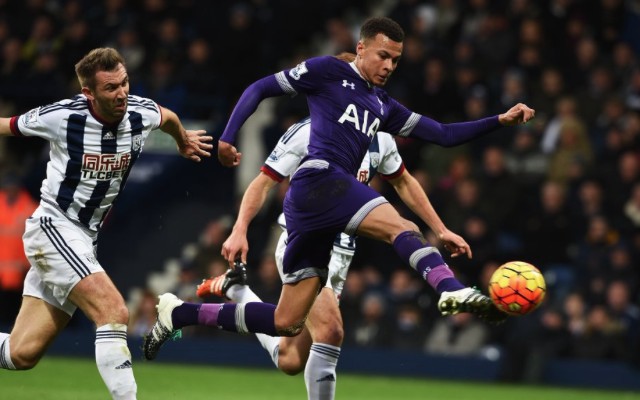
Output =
[{"x1": 10, "y1": 94, "x2": 162, "y2": 233}]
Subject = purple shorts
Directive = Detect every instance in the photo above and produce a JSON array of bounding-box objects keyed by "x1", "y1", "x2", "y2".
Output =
[{"x1": 281, "y1": 165, "x2": 387, "y2": 283}]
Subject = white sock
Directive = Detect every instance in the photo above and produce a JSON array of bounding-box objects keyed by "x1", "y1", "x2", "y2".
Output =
[
  {"x1": 304, "y1": 343, "x2": 340, "y2": 400},
  {"x1": 226, "y1": 285, "x2": 281, "y2": 367},
  {"x1": 95, "y1": 324, "x2": 137, "y2": 400},
  {"x1": 0, "y1": 333, "x2": 16, "y2": 370}
]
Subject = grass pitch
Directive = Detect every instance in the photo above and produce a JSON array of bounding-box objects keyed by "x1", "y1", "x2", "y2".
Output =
[{"x1": 1, "y1": 356, "x2": 639, "y2": 400}]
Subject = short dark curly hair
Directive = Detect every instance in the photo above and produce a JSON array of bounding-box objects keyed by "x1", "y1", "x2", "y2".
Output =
[{"x1": 360, "y1": 17, "x2": 405, "y2": 43}]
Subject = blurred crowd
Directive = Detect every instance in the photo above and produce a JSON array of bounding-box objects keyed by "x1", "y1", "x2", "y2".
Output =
[{"x1": 1, "y1": 0, "x2": 640, "y2": 383}]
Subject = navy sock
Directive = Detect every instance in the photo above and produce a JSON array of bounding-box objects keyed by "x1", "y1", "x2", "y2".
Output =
[
  {"x1": 217, "y1": 302, "x2": 277, "y2": 336},
  {"x1": 171, "y1": 303, "x2": 201, "y2": 329}
]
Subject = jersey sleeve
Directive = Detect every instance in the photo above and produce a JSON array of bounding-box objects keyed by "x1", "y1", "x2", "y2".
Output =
[
  {"x1": 376, "y1": 132, "x2": 405, "y2": 179},
  {"x1": 380, "y1": 97, "x2": 421, "y2": 138},
  {"x1": 274, "y1": 56, "x2": 333, "y2": 96},
  {"x1": 262, "y1": 120, "x2": 311, "y2": 180},
  {"x1": 129, "y1": 95, "x2": 162, "y2": 131},
  {"x1": 10, "y1": 106, "x2": 63, "y2": 141}
]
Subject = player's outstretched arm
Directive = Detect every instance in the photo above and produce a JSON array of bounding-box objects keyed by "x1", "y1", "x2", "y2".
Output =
[
  {"x1": 401, "y1": 103, "x2": 536, "y2": 147},
  {"x1": 388, "y1": 169, "x2": 472, "y2": 259},
  {"x1": 498, "y1": 103, "x2": 535, "y2": 126},
  {"x1": 218, "y1": 75, "x2": 286, "y2": 167},
  {"x1": 221, "y1": 172, "x2": 278, "y2": 266},
  {"x1": 159, "y1": 106, "x2": 213, "y2": 162}
]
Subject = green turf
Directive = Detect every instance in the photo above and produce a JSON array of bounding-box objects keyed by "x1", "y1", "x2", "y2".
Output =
[{"x1": 1, "y1": 356, "x2": 639, "y2": 400}]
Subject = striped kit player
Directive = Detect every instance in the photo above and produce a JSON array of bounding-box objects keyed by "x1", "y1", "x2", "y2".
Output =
[{"x1": 0, "y1": 48, "x2": 212, "y2": 399}]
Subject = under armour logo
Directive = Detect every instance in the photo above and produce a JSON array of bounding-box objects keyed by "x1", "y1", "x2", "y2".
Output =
[
  {"x1": 316, "y1": 374, "x2": 336, "y2": 382},
  {"x1": 115, "y1": 360, "x2": 132, "y2": 369},
  {"x1": 342, "y1": 80, "x2": 355, "y2": 90}
]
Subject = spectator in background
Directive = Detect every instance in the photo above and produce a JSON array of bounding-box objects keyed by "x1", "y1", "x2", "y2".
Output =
[
  {"x1": 181, "y1": 38, "x2": 226, "y2": 121},
  {"x1": 0, "y1": 173, "x2": 37, "y2": 323},
  {"x1": 530, "y1": 67, "x2": 566, "y2": 123},
  {"x1": 592, "y1": 96, "x2": 627, "y2": 163},
  {"x1": 413, "y1": 57, "x2": 461, "y2": 120},
  {"x1": 110, "y1": 28, "x2": 145, "y2": 82},
  {"x1": 624, "y1": 181, "x2": 640, "y2": 228},
  {"x1": 625, "y1": 67, "x2": 640, "y2": 112},
  {"x1": 569, "y1": 178, "x2": 608, "y2": 241},
  {"x1": 612, "y1": 41, "x2": 637, "y2": 87},
  {"x1": 131, "y1": 54, "x2": 186, "y2": 115},
  {"x1": 605, "y1": 280, "x2": 640, "y2": 353},
  {"x1": 392, "y1": 304, "x2": 428, "y2": 351},
  {"x1": 498, "y1": 306, "x2": 571, "y2": 383},
  {"x1": 540, "y1": 96, "x2": 579, "y2": 154},
  {"x1": 454, "y1": 214, "x2": 497, "y2": 286},
  {"x1": 349, "y1": 292, "x2": 393, "y2": 348},
  {"x1": 478, "y1": 146, "x2": 519, "y2": 229},
  {"x1": 576, "y1": 65, "x2": 616, "y2": 126},
  {"x1": 607, "y1": 151, "x2": 640, "y2": 211},
  {"x1": 503, "y1": 126, "x2": 548, "y2": 200},
  {"x1": 572, "y1": 305, "x2": 627, "y2": 361},
  {"x1": 573, "y1": 215, "x2": 620, "y2": 301},
  {"x1": 563, "y1": 292, "x2": 588, "y2": 339},
  {"x1": 606, "y1": 244, "x2": 638, "y2": 294},
  {"x1": 547, "y1": 117, "x2": 593, "y2": 185},
  {"x1": 523, "y1": 180, "x2": 573, "y2": 300},
  {"x1": 424, "y1": 312, "x2": 489, "y2": 356},
  {"x1": 442, "y1": 178, "x2": 489, "y2": 235}
]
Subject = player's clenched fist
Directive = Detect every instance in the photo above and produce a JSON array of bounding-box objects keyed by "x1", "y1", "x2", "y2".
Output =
[
  {"x1": 498, "y1": 103, "x2": 535, "y2": 126},
  {"x1": 218, "y1": 140, "x2": 242, "y2": 167}
]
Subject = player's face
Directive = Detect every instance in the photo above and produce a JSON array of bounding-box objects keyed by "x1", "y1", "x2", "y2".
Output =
[
  {"x1": 83, "y1": 63, "x2": 129, "y2": 124},
  {"x1": 355, "y1": 33, "x2": 403, "y2": 87}
]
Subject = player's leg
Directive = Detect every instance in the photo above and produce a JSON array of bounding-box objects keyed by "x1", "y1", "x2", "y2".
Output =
[
  {"x1": 196, "y1": 262, "x2": 311, "y2": 373},
  {"x1": 144, "y1": 276, "x2": 320, "y2": 361},
  {"x1": 23, "y1": 215, "x2": 137, "y2": 399},
  {"x1": 69, "y1": 272, "x2": 137, "y2": 400},
  {"x1": 303, "y1": 286, "x2": 343, "y2": 400},
  {"x1": 0, "y1": 295, "x2": 70, "y2": 370},
  {"x1": 144, "y1": 229, "x2": 334, "y2": 360},
  {"x1": 356, "y1": 202, "x2": 505, "y2": 322}
]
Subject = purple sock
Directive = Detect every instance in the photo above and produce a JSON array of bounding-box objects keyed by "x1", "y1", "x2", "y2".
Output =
[
  {"x1": 196, "y1": 303, "x2": 223, "y2": 327},
  {"x1": 392, "y1": 231, "x2": 465, "y2": 293},
  {"x1": 196, "y1": 302, "x2": 277, "y2": 336},
  {"x1": 171, "y1": 303, "x2": 201, "y2": 329}
]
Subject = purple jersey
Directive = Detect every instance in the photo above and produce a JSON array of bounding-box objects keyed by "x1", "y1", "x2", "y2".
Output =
[
  {"x1": 275, "y1": 56, "x2": 418, "y2": 175},
  {"x1": 219, "y1": 55, "x2": 504, "y2": 283}
]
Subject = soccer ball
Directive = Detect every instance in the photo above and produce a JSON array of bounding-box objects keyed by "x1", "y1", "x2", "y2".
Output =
[{"x1": 488, "y1": 261, "x2": 546, "y2": 316}]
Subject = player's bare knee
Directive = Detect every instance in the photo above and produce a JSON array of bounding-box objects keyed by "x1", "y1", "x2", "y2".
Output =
[
  {"x1": 277, "y1": 358, "x2": 304, "y2": 376},
  {"x1": 275, "y1": 316, "x2": 306, "y2": 337},
  {"x1": 389, "y1": 220, "x2": 420, "y2": 243},
  {"x1": 93, "y1": 302, "x2": 129, "y2": 326},
  {"x1": 384, "y1": 218, "x2": 419, "y2": 243},
  {"x1": 276, "y1": 322, "x2": 305, "y2": 337},
  {"x1": 11, "y1": 345, "x2": 43, "y2": 370},
  {"x1": 315, "y1": 320, "x2": 344, "y2": 346}
]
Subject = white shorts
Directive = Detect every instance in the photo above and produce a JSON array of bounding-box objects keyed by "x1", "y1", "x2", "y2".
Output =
[
  {"x1": 275, "y1": 230, "x2": 353, "y2": 301},
  {"x1": 22, "y1": 209, "x2": 103, "y2": 316}
]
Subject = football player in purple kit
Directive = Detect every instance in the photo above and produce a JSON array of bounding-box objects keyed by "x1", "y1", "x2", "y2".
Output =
[
  {"x1": 196, "y1": 96, "x2": 473, "y2": 399},
  {"x1": 144, "y1": 16, "x2": 534, "y2": 373}
]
